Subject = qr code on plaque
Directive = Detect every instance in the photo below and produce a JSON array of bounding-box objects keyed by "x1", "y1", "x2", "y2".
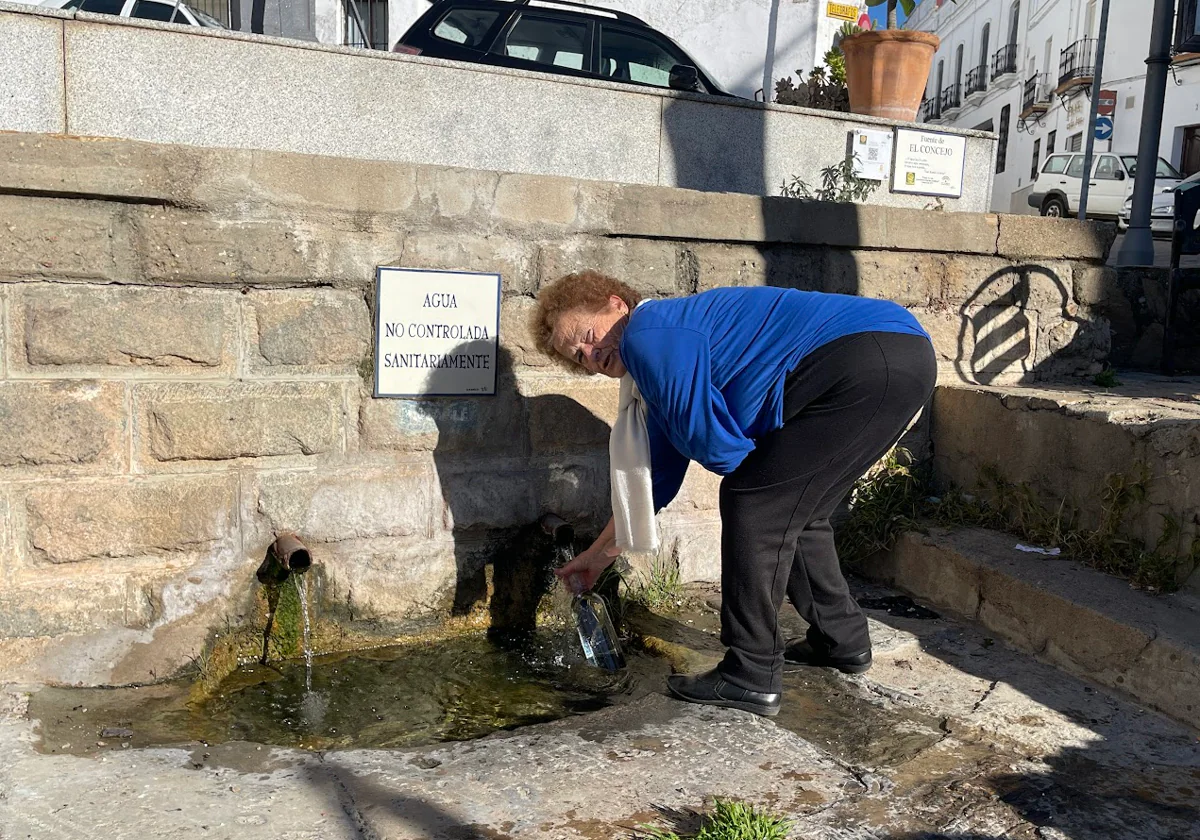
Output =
[{"x1": 867, "y1": 147, "x2": 879, "y2": 162}]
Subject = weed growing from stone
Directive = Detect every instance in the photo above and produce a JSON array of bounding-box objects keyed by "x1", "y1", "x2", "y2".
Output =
[
  {"x1": 636, "y1": 799, "x2": 792, "y2": 840},
  {"x1": 834, "y1": 447, "x2": 925, "y2": 567},
  {"x1": 622, "y1": 550, "x2": 686, "y2": 614},
  {"x1": 1093, "y1": 366, "x2": 1122, "y2": 388},
  {"x1": 780, "y1": 154, "x2": 878, "y2": 203}
]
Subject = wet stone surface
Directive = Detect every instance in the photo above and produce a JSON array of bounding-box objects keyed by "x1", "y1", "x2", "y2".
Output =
[{"x1": 2, "y1": 580, "x2": 1198, "y2": 839}]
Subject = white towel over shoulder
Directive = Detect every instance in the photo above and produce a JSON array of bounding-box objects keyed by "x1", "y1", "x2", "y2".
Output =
[{"x1": 610, "y1": 373, "x2": 659, "y2": 553}]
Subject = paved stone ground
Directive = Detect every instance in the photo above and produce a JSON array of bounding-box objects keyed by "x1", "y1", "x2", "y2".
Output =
[{"x1": 2, "y1": 581, "x2": 1198, "y2": 840}]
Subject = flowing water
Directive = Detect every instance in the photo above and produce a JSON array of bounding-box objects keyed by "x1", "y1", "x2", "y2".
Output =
[{"x1": 294, "y1": 574, "x2": 313, "y2": 691}]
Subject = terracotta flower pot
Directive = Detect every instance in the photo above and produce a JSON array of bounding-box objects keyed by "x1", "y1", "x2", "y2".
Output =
[{"x1": 841, "y1": 30, "x2": 940, "y2": 122}]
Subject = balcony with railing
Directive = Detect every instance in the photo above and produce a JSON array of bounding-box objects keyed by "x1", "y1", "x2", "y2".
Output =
[
  {"x1": 1020, "y1": 72, "x2": 1051, "y2": 118},
  {"x1": 940, "y1": 82, "x2": 963, "y2": 115},
  {"x1": 1057, "y1": 38, "x2": 1096, "y2": 94},
  {"x1": 965, "y1": 65, "x2": 987, "y2": 98},
  {"x1": 991, "y1": 43, "x2": 1019, "y2": 82},
  {"x1": 920, "y1": 97, "x2": 942, "y2": 122}
]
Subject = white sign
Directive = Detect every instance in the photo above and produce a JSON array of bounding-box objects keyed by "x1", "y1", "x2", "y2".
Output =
[
  {"x1": 849, "y1": 127, "x2": 893, "y2": 181},
  {"x1": 374, "y1": 267, "x2": 500, "y2": 397},
  {"x1": 891, "y1": 128, "x2": 967, "y2": 198}
]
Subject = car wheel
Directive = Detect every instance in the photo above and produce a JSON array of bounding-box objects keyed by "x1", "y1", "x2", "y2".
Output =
[{"x1": 1041, "y1": 196, "x2": 1068, "y2": 218}]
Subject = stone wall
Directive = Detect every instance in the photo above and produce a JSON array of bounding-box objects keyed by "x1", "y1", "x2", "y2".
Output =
[
  {"x1": 0, "y1": 132, "x2": 1113, "y2": 684},
  {"x1": 0, "y1": 1, "x2": 996, "y2": 212}
]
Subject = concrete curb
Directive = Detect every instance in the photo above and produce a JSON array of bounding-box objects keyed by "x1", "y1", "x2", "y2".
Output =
[{"x1": 860, "y1": 526, "x2": 1200, "y2": 729}]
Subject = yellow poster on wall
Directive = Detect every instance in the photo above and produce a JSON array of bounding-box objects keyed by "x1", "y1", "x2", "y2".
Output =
[{"x1": 826, "y1": 2, "x2": 859, "y2": 21}]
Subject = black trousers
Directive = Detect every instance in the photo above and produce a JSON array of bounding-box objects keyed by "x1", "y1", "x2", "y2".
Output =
[{"x1": 717, "y1": 332, "x2": 937, "y2": 694}]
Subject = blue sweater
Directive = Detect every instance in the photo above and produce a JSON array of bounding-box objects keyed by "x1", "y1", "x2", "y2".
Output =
[{"x1": 618, "y1": 287, "x2": 930, "y2": 511}]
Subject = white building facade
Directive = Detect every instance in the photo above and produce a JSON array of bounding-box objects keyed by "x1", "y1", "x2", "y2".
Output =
[{"x1": 908, "y1": 0, "x2": 1200, "y2": 213}]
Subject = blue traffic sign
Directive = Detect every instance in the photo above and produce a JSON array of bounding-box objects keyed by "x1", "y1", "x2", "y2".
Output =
[{"x1": 1094, "y1": 115, "x2": 1114, "y2": 141}]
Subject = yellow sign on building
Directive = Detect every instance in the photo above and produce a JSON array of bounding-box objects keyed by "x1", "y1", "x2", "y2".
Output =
[{"x1": 827, "y1": 2, "x2": 859, "y2": 21}]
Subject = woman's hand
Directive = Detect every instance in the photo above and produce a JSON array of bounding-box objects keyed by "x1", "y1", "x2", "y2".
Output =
[
  {"x1": 554, "y1": 516, "x2": 619, "y2": 592},
  {"x1": 554, "y1": 546, "x2": 617, "y2": 593}
]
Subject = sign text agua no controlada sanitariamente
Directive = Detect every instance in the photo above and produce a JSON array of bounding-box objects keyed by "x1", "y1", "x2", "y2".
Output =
[{"x1": 374, "y1": 267, "x2": 501, "y2": 397}]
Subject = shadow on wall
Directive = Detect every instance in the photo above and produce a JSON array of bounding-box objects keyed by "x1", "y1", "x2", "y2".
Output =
[
  {"x1": 407, "y1": 343, "x2": 612, "y2": 635},
  {"x1": 955, "y1": 264, "x2": 1101, "y2": 384}
]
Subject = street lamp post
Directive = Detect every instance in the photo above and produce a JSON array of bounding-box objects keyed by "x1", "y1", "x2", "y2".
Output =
[{"x1": 1116, "y1": 0, "x2": 1176, "y2": 266}]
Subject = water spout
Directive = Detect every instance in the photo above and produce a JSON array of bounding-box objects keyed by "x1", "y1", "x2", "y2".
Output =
[
  {"x1": 538, "y1": 513, "x2": 574, "y2": 547},
  {"x1": 255, "y1": 533, "x2": 313, "y2": 586}
]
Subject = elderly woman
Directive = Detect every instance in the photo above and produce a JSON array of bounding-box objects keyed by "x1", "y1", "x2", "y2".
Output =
[{"x1": 535, "y1": 270, "x2": 935, "y2": 717}]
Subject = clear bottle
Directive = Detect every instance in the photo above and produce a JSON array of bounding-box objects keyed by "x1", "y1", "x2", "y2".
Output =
[{"x1": 567, "y1": 576, "x2": 626, "y2": 672}]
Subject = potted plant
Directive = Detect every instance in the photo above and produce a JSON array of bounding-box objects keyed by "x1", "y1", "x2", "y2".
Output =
[{"x1": 841, "y1": 0, "x2": 952, "y2": 122}]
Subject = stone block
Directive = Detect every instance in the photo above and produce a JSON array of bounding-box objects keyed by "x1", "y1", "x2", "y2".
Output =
[
  {"x1": 358, "y1": 390, "x2": 527, "y2": 457},
  {"x1": 493, "y1": 173, "x2": 578, "y2": 228},
  {"x1": 839, "y1": 251, "x2": 946, "y2": 305},
  {"x1": 436, "y1": 462, "x2": 538, "y2": 531},
  {"x1": 250, "y1": 289, "x2": 370, "y2": 372},
  {"x1": 659, "y1": 519, "x2": 722, "y2": 583},
  {"x1": 318, "y1": 537, "x2": 458, "y2": 624},
  {"x1": 609, "y1": 183, "x2": 767, "y2": 243},
  {"x1": 1073, "y1": 265, "x2": 1122, "y2": 307},
  {"x1": 910, "y1": 305, "x2": 1039, "y2": 385},
  {"x1": 137, "y1": 382, "x2": 341, "y2": 465},
  {"x1": 996, "y1": 214, "x2": 1116, "y2": 261},
  {"x1": 0, "y1": 195, "x2": 132, "y2": 282},
  {"x1": 663, "y1": 463, "x2": 722, "y2": 513},
  {"x1": 14, "y1": 285, "x2": 234, "y2": 373},
  {"x1": 134, "y1": 208, "x2": 315, "y2": 284},
  {"x1": 501, "y1": 295, "x2": 553, "y2": 368},
  {"x1": 240, "y1": 149, "x2": 419, "y2": 214},
  {"x1": 0, "y1": 575, "x2": 154, "y2": 637},
  {"x1": 0, "y1": 12, "x2": 65, "y2": 135},
  {"x1": 689, "y1": 244, "x2": 769, "y2": 291},
  {"x1": 248, "y1": 464, "x2": 437, "y2": 544},
  {"x1": 0, "y1": 381, "x2": 126, "y2": 474},
  {"x1": 520, "y1": 375, "x2": 617, "y2": 454},
  {"x1": 415, "y1": 166, "x2": 499, "y2": 221},
  {"x1": 886, "y1": 210, "x2": 1000, "y2": 256},
  {"x1": 1035, "y1": 308, "x2": 1110, "y2": 378},
  {"x1": 24, "y1": 475, "x2": 237, "y2": 564},
  {"x1": 534, "y1": 457, "x2": 610, "y2": 531},
  {"x1": 941, "y1": 257, "x2": 1074, "y2": 312},
  {"x1": 538, "y1": 237, "x2": 678, "y2": 298},
  {"x1": 403, "y1": 232, "x2": 537, "y2": 295}
]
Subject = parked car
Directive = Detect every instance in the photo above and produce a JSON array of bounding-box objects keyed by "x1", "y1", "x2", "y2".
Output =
[
  {"x1": 392, "y1": 0, "x2": 734, "y2": 97},
  {"x1": 39, "y1": 0, "x2": 225, "y2": 27},
  {"x1": 1118, "y1": 170, "x2": 1200, "y2": 235},
  {"x1": 1028, "y1": 152, "x2": 1182, "y2": 219}
]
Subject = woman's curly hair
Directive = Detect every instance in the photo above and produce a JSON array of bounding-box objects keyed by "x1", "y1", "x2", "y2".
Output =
[{"x1": 532, "y1": 270, "x2": 642, "y2": 363}]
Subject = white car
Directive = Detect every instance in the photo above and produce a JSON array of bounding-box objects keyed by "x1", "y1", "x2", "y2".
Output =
[
  {"x1": 1028, "y1": 152, "x2": 1182, "y2": 219},
  {"x1": 39, "y1": 0, "x2": 225, "y2": 27},
  {"x1": 1119, "y1": 171, "x2": 1200, "y2": 236}
]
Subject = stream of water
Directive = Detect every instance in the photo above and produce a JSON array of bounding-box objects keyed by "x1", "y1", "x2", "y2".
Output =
[{"x1": 294, "y1": 574, "x2": 313, "y2": 692}]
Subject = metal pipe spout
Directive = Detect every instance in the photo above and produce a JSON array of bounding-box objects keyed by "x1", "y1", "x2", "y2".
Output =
[
  {"x1": 255, "y1": 533, "x2": 313, "y2": 585},
  {"x1": 538, "y1": 513, "x2": 574, "y2": 547}
]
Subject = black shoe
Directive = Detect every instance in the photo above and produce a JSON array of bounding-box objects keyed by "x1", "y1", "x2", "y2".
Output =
[
  {"x1": 783, "y1": 639, "x2": 872, "y2": 674},
  {"x1": 666, "y1": 669, "x2": 781, "y2": 717}
]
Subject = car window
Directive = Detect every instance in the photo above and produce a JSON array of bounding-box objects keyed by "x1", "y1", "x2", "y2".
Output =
[
  {"x1": 491, "y1": 13, "x2": 590, "y2": 70},
  {"x1": 1041, "y1": 155, "x2": 1069, "y2": 175},
  {"x1": 131, "y1": 0, "x2": 189, "y2": 22},
  {"x1": 79, "y1": 0, "x2": 126, "y2": 14},
  {"x1": 1095, "y1": 155, "x2": 1121, "y2": 179},
  {"x1": 1121, "y1": 156, "x2": 1184, "y2": 178},
  {"x1": 1066, "y1": 156, "x2": 1086, "y2": 178},
  {"x1": 600, "y1": 26, "x2": 684, "y2": 88},
  {"x1": 432, "y1": 8, "x2": 501, "y2": 48}
]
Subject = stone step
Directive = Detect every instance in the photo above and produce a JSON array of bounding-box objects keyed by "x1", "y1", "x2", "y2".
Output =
[
  {"x1": 860, "y1": 525, "x2": 1200, "y2": 729},
  {"x1": 931, "y1": 373, "x2": 1200, "y2": 593}
]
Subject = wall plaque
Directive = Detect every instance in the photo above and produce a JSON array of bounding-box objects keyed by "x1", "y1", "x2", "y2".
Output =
[
  {"x1": 891, "y1": 127, "x2": 967, "y2": 198},
  {"x1": 374, "y1": 267, "x2": 501, "y2": 397}
]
